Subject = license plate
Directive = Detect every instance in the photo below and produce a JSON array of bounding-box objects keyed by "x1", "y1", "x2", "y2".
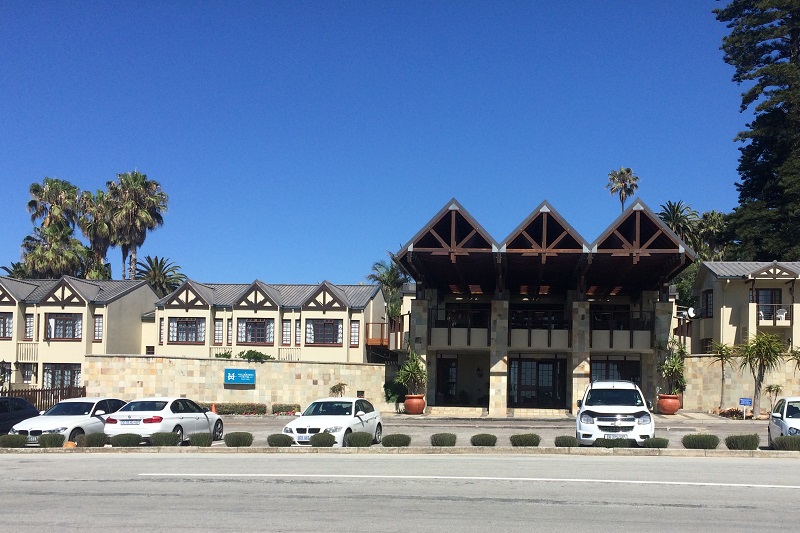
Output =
[
  {"x1": 121, "y1": 420, "x2": 140, "y2": 425},
  {"x1": 604, "y1": 434, "x2": 627, "y2": 439},
  {"x1": 297, "y1": 435, "x2": 310, "y2": 441}
]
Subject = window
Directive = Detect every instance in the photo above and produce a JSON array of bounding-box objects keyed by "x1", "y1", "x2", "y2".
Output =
[
  {"x1": 93, "y1": 315, "x2": 103, "y2": 342},
  {"x1": 0, "y1": 361, "x2": 10, "y2": 386},
  {"x1": 350, "y1": 320, "x2": 360, "y2": 347},
  {"x1": 168, "y1": 317, "x2": 206, "y2": 343},
  {"x1": 227, "y1": 318, "x2": 233, "y2": 345},
  {"x1": 0, "y1": 312, "x2": 11, "y2": 338},
  {"x1": 590, "y1": 358, "x2": 641, "y2": 385},
  {"x1": 145, "y1": 346, "x2": 155, "y2": 355},
  {"x1": 305, "y1": 319, "x2": 343, "y2": 345},
  {"x1": 702, "y1": 290, "x2": 713, "y2": 318},
  {"x1": 295, "y1": 320, "x2": 301, "y2": 346},
  {"x1": 237, "y1": 318, "x2": 274, "y2": 345},
  {"x1": 20, "y1": 363, "x2": 35, "y2": 384},
  {"x1": 282, "y1": 320, "x2": 291, "y2": 346},
  {"x1": 701, "y1": 338, "x2": 713, "y2": 354},
  {"x1": 159, "y1": 318, "x2": 164, "y2": 345},
  {"x1": 751, "y1": 288, "x2": 782, "y2": 320},
  {"x1": 214, "y1": 319, "x2": 223, "y2": 345},
  {"x1": 24, "y1": 314, "x2": 33, "y2": 340},
  {"x1": 43, "y1": 363, "x2": 81, "y2": 388},
  {"x1": 46, "y1": 313, "x2": 82, "y2": 340}
]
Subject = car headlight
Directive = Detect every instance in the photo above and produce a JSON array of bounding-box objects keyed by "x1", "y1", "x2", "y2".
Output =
[
  {"x1": 282, "y1": 427, "x2": 294, "y2": 434},
  {"x1": 638, "y1": 414, "x2": 652, "y2": 425},
  {"x1": 789, "y1": 427, "x2": 800, "y2": 436},
  {"x1": 579, "y1": 413, "x2": 594, "y2": 425},
  {"x1": 44, "y1": 428, "x2": 68, "y2": 434},
  {"x1": 324, "y1": 426, "x2": 344, "y2": 434},
  {"x1": 9, "y1": 428, "x2": 18, "y2": 435}
]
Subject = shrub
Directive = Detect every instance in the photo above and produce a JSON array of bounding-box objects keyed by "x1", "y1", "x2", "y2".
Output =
[
  {"x1": 383, "y1": 381, "x2": 407, "y2": 403},
  {"x1": 214, "y1": 350, "x2": 232, "y2": 359},
  {"x1": 188, "y1": 433, "x2": 213, "y2": 447},
  {"x1": 266, "y1": 433, "x2": 292, "y2": 447},
  {"x1": 382, "y1": 434, "x2": 412, "y2": 447},
  {"x1": 38, "y1": 434, "x2": 66, "y2": 448},
  {"x1": 272, "y1": 404, "x2": 301, "y2": 415},
  {"x1": 237, "y1": 349, "x2": 274, "y2": 362},
  {"x1": 151, "y1": 432, "x2": 181, "y2": 447},
  {"x1": 642, "y1": 437, "x2": 669, "y2": 448},
  {"x1": 681, "y1": 434, "x2": 720, "y2": 449},
  {"x1": 509, "y1": 433, "x2": 541, "y2": 447},
  {"x1": 772, "y1": 435, "x2": 800, "y2": 451},
  {"x1": 198, "y1": 403, "x2": 268, "y2": 415},
  {"x1": 77, "y1": 433, "x2": 108, "y2": 448},
  {"x1": 594, "y1": 438, "x2": 634, "y2": 448},
  {"x1": 110, "y1": 433, "x2": 143, "y2": 447},
  {"x1": 347, "y1": 431, "x2": 374, "y2": 447},
  {"x1": 725, "y1": 434, "x2": 760, "y2": 450},
  {"x1": 329, "y1": 382, "x2": 347, "y2": 397},
  {"x1": 0, "y1": 435, "x2": 28, "y2": 448},
  {"x1": 554, "y1": 435, "x2": 578, "y2": 447},
  {"x1": 470, "y1": 433, "x2": 497, "y2": 447},
  {"x1": 430, "y1": 433, "x2": 457, "y2": 447},
  {"x1": 226, "y1": 432, "x2": 255, "y2": 447},
  {"x1": 310, "y1": 432, "x2": 336, "y2": 447}
]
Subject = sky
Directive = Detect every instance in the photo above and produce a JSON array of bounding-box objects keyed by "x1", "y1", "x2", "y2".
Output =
[{"x1": 0, "y1": 1, "x2": 749, "y2": 285}]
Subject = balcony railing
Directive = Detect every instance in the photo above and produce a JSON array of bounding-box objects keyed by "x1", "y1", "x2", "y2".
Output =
[
  {"x1": 428, "y1": 304, "x2": 491, "y2": 347},
  {"x1": 756, "y1": 303, "x2": 792, "y2": 326},
  {"x1": 17, "y1": 342, "x2": 38, "y2": 363},
  {"x1": 277, "y1": 347, "x2": 300, "y2": 361},
  {"x1": 590, "y1": 310, "x2": 654, "y2": 349},
  {"x1": 365, "y1": 322, "x2": 389, "y2": 346}
]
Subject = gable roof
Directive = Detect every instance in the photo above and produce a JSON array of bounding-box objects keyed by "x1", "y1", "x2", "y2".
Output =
[
  {"x1": 699, "y1": 261, "x2": 800, "y2": 280},
  {"x1": 0, "y1": 276, "x2": 152, "y2": 305}
]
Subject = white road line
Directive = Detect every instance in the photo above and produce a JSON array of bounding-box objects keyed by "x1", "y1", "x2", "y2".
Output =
[{"x1": 139, "y1": 473, "x2": 800, "y2": 490}]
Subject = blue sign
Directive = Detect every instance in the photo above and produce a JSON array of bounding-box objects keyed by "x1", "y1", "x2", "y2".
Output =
[
  {"x1": 224, "y1": 368, "x2": 256, "y2": 385},
  {"x1": 739, "y1": 397, "x2": 752, "y2": 407}
]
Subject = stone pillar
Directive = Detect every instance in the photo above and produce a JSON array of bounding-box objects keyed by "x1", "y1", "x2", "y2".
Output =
[
  {"x1": 410, "y1": 294, "x2": 432, "y2": 402},
  {"x1": 571, "y1": 301, "x2": 591, "y2": 412},
  {"x1": 489, "y1": 298, "x2": 509, "y2": 417}
]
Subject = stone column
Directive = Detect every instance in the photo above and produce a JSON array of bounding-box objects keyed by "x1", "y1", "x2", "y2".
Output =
[
  {"x1": 489, "y1": 298, "x2": 509, "y2": 417},
  {"x1": 570, "y1": 301, "x2": 591, "y2": 412}
]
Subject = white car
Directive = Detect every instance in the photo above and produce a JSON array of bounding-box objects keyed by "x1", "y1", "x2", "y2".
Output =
[
  {"x1": 575, "y1": 380, "x2": 654, "y2": 446},
  {"x1": 104, "y1": 397, "x2": 223, "y2": 443},
  {"x1": 768, "y1": 396, "x2": 800, "y2": 447},
  {"x1": 282, "y1": 397, "x2": 382, "y2": 447},
  {"x1": 9, "y1": 397, "x2": 126, "y2": 444}
]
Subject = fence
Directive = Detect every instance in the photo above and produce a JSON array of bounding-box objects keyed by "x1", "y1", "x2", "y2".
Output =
[{"x1": 9, "y1": 385, "x2": 87, "y2": 411}]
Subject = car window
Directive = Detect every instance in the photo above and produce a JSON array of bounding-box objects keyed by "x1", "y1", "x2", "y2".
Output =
[
  {"x1": 787, "y1": 401, "x2": 800, "y2": 418},
  {"x1": 584, "y1": 389, "x2": 644, "y2": 407},
  {"x1": 107, "y1": 400, "x2": 125, "y2": 413},
  {"x1": 0, "y1": 400, "x2": 9, "y2": 414},
  {"x1": 120, "y1": 401, "x2": 168, "y2": 412},
  {"x1": 45, "y1": 402, "x2": 95, "y2": 416},
  {"x1": 773, "y1": 399, "x2": 785, "y2": 415},
  {"x1": 171, "y1": 400, "x2": 185, "y2": 413},
  {"x1": 184, "y1": 400, "x2": 202, "y2": 413},
  {"x1": 361, "y1": 400, "x2": 374, "y2": 414},
  {"x1": 303, "y1": 401, "x2": 352, "y2": 416},
  {"x1": 93, "y1": 400, "x2": 109, "y2": 415},
  {"x1": 10, "y1": 398, "x2": 32, "y2": 411}
]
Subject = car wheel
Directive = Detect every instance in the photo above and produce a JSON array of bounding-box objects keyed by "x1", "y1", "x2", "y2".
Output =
[
  {"x1": 373, "y1": 424, "x2": 382, "y2": 444},
  {"x1": 213, "y1": 420, "x2": 223, "y2": 441},
  {"x1": 173, "y1": 425, "x2": 184, "y2": 444},
  {"x1": 68, "y1": 428, "x2": 84, "y2": 442},
  {"x1": 342, "y1": 429, "x2": 352, "y2": 447}
]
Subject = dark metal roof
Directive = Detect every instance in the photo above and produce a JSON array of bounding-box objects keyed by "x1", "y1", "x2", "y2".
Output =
[
  {"x1": 702, "y1": 261, "x2": 800, "y2": 279},
  {"x1": 1, "y1": 276, "x2": 152, "y2": 305}
]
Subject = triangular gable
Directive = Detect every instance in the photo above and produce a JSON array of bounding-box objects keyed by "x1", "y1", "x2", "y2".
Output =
[
  {"x1": 234, "y1": 281, "x2": 281, "y2": 311},
  {"x1": 302, "y1": 281, "x2": 348, "y2": 311},
  {"x1": 589, "y1": 200, "x2": 696, "y2": 263},
  {"x1": 747, "y1": 261, "x2": 800, "y2": 280},
  {"x1": 397, "y1": 198, "x2": 499, "y2": 263},
  {"x1": 0, "y1": 283, "x2": 16, "y2": 306},
  {"x1": 42, "y1": 277, "x2": 88, "y2": 308},
  {"x1": 0, "y1": 277, "x2": 38, "y2": 305},
  {"x1": 164, "y1": 280, "x2": 211, "y2": 310},
  {"x1": 500, "y1": 201, "x2": 588, "y2": 262}
]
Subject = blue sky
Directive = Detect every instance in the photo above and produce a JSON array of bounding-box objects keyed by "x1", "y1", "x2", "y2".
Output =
[{"x1": 0, "y1": 1, "x2": 747, "y2": 285}]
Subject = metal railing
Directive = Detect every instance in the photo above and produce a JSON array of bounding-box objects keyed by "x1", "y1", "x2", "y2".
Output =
[
  {"x1": 756, "y1": 303, "x2": 792, "y2": 325},
  {"x1": 277, "y1": 347, "x2": 300, "y2": 361}
]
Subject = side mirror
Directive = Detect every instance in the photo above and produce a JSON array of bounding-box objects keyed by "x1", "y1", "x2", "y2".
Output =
[
  {"x1": 771, "y1": 412, "x2": 782, "y2": 419},
  {"x1": 576, "y1": 400, "x2": 582, "y2": 408},
  {"x1": 647, "y1": 401, "x2": 654, "y2": 411},
  {"x1": 203, "y1": 407, "x2": 210, "y2": 413},
  {"x1": 94, "y1": 410, "x2": 106, "y2": 416},
  {"x1": 355, "y1": 410, "x2": 366, "y2": 418}
]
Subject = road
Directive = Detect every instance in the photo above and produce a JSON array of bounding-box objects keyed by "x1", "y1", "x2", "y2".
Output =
[{"x1": 3, "y1": 453, "x2": 798, "y2": 531}]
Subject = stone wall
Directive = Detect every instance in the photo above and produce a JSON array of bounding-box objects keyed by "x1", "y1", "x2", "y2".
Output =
[{"x1": 84, "y1": 355, "x2": 394, "y2": 412}]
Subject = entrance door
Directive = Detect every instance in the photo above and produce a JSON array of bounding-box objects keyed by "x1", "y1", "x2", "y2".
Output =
[
  {"x1": 436, "y1": 359, "x2": 457, "y2": 405},
  {"x1": 508, "y1": 358, "x2": 566, "y2": 408}
]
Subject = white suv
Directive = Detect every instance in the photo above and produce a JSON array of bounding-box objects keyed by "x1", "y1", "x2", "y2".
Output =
[{"x1": 575, "y1": 380, "x2": 654, "y2": 446}]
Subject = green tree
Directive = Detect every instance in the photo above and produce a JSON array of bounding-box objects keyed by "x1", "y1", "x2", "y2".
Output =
[
  {"x1": 27, "y1": 177, "x2": 79, "y2": 231},
  {"x1": 710, "y1": 342, "x2": 737, "y2": 411},
  {"x1": 716, "y1": 1, "x2": 800, "y2": 260},
  {"x1": 658, "y1": 200, "x2": 699, "y2": 245},
  {"x1": 78, "y1": 190, "x2": 115, "y2": 280},
  {"x1": 366, "y1": 252, "x2": 410, "y2": 319},
  {"x1": 695, "y1": 210, "x2": 727, "y2": 261},
  {"x1": 135, "y1": 255, "x2": 187, "y2": 297},
  {"x1": 604, "y1": 167, "x2": 639, "y2": 212},
  {"x1": 736, "y1": 332, "x2": 786, "y2": 418},
  {"x1": 22, "y1": 226, "x2": 87, "y2": 278},
  {"x1": 107, "y1": 171, "x2": 168, "y2": 279},
  {"x1": 1, "y1": 262, "x2": 29, "y2": 279}
]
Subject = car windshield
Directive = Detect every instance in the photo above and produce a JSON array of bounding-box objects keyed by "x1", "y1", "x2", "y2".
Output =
[
  {"x1": 585, "y1": 389, "x2": 644, "y2": 407},
  {"x1": 302, "y1": 401, "x2": 353, "y2": 416},
  {"x1": 119, "y1": 401, "x2": 168, "y2": 412},
  {"x1": 787, "y1": 401, "x2": 800, "y2": 418},
  {"x1": 44, "y1": 402, "x2": 95, "y2": 416}
]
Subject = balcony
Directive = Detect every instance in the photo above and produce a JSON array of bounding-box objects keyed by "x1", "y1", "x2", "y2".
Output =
[
  {"x1": 756, "y1": 303, "x2": 792, "y2": 327},
  {"x1": 509, "y1": 308, "x2": 570, "y2": 349},
  {"x1": 428, "y1": 304, "x2": 490, "y2": 348},
  {"x1": 590, "y1": 310, "x2": 653, "y2": 350},
  {"x1": 17, "y1": 342, "x2": 38, "y2": 363}
]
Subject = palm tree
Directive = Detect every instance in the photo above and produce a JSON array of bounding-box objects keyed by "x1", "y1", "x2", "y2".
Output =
[
  {"x1": 695, "y1": 210, "x2": 727, "y2": 260},
  {"x1": 1, "y1": 262, "x2": 29, "y2": 279},
  {"x1": 366, "y1": 252, "x2": 410, "y2": 319},
  {"x1": 736, "y1": 332, "x2": 786, "y2": 419},
  {"x1": 710, "y1": 342, "x2": 736, "y2": 411},
  {"x1": 78, "y1": 190, "x2": 115, "y2": 280},
  {"x1": 605, "y1": 167, "x2": 639, "y2": 212},
  {"x1": 107, "y1": 171, "x2": 168, "y2": 279},
  {"x1": 22, "y1": 225, "x2": 87, "y2": 279},
  {"x1": 27, "y1": 177, "x2": 80, "y2": 230},
  {"x1": 135, "y1": 255, "x2": 187, "y2": 297},
  {"x1": 658, "y1": 200, "x2": 699, "y2": 245}
]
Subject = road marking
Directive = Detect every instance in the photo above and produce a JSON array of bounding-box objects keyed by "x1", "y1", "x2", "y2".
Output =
[{"x1": 139, "y1": 473, "x2": 800, "y2": 490}]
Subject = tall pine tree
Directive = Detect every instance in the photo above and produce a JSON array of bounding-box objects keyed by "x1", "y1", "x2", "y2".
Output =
[{"x1": 716, "y1": 1, "x2": 800, "y2": 260}]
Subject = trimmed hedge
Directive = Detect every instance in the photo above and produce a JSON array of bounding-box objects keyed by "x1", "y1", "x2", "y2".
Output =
[
  {"x1": 198, "y1": 403, "x2": 268, "y2": 415},
  {"x1": 272, "y1": 404, "x2": 302, "y2": 415},
  {"x1": 266, "y1": 433, "x2": 293, "y2": 447},
  {"x1": 594, "y1": 438, "x2": 635, "y2": 448},
  {"x1": 188, "y1": 433, "x2": 213, "y2": 447},
  {"x1": 725, "y1": 434, "x2": 760, "y2": 450},
  {"x1": 470, "y1": 433, "x2": 497, "y2": 447},
  {"x1": 772, "y1": 435, "x2": 800, "y2": 451},
  {"x1": 347, "y1": 431, "x2": 374, "y2": 447},
  {"x1": 510, "y1": 433, "x2": 541, "y2": 447},
  {"x1": 431, "y1": 433, "x2": 457, "y2": 447},
  {"x1": 151, "y1": 432, "x2": 181, "y2": 447},
  {"x1": 38, "y1": 434, "x2": 66, "y2": 448},
  {"x1": 310, "y1": 432, "x2": 336, "y2": 447},
  {"x1": 78, "y1": 433, "x2": 108, "y2": 448},
  {"x1": 226, "y1": 432, "x2": 255, "y2": 447},
  {"x1": 110, "y1": 433, "x2": 143, "y2": 447},
  {"x1": 382, "y1": 434, "x2": 412, "y2": 447},
  {"x1": 554, "y1": 435, "x2": 579, "y2": 447},
  {"x1": 681, "y1": 434, "x2": 720, "y2": 449},
  {"x1": 0, "y1": 435, "x2": 28, "y2": 448},
  {"x1": 642, "y1": 437, "x2": 669, "y2": 448}
]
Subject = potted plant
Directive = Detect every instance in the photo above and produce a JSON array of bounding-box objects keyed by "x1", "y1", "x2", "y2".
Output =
[
  {"x1": 395, "y1": 349, "x2": 428, "y2": 415},
  {"x1": 656, "y1": 337, "x2": 686, "y2": 415}
]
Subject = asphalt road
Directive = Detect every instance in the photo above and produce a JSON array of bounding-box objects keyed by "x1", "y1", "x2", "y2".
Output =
[{"x1": 4, "y1": 453, "x2": 799, "y2": 531}]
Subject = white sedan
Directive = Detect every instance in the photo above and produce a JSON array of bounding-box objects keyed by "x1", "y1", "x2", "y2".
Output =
[
  {"x1": 282, "y1": 397, "x2": 382, "y2": 447},
  {"x1": 9, "y1": 397, "x2": 126, "y2": 444},
  {"x1": 768, "y1": 396, "x2": 800, "y2": 447},
  {"x1": 104, "y1": 397, "x2": 223, "y2": 443}
]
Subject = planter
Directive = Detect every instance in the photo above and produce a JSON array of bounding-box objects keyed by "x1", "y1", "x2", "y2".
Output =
[
  {"x1": 403, "y1": 394, "x2": 426, "y2": 415},
  {"x1": 657, "y1": 394, "x2": 680, "y2": 415}
]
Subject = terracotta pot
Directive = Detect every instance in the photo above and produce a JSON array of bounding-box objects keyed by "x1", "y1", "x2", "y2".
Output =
[
  {"x1": 657, "y1": 394, "x2": 680, "y2": 415},
  {"x1": 403, "y1": 394, "x2": 426, "y2": 415}
]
